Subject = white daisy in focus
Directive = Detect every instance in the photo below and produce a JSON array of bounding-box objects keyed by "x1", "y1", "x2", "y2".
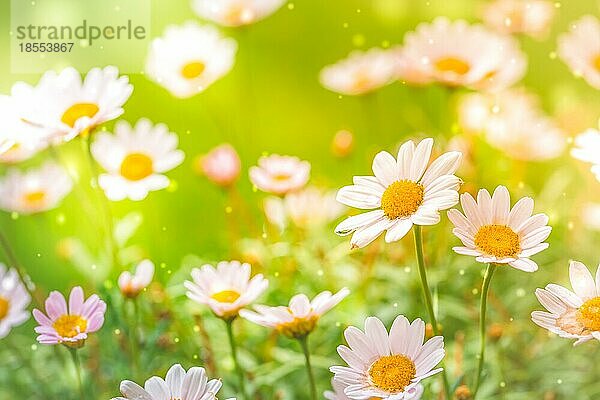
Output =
[
  {"x1": 91, "y1": 119, "x2": 185, "y2": 201},
  {"x1": 448, "y1": 185, "x2": 551, "y2": 272},
  {"x1": 145, "y1": 22, "x2": 237, "y2": 99},
  {"x1": 185, "y1": 260, "x2": 268, "y2": 320},
  {"x1": 330, "y1": 315, "x2": 444, "y2": 400},
  {"x1": 325, "y1": 378, "x2": 424, "y2": 400},
  {"x1": 0, "y1": 162, "x2": 72, "y2": 214},
  {"x1": 571, "y1": 128, "x2": 600, "y2": 181},
  {"x1": 482, "y1": 0, "x2": 555, "y2": 39},
  {"x1": 191, "y1": 0, "x2": 285, "y2": 27},
  {"x1": 249, "y1": 154, "x2": 310, "y2": 195},
  {"x1": 0, "y1": 263, "x2": 31, "y2": 339},
  {"x1": 112, "y1": 363, "x2": 227, "y2": 400},
  {"x1": 334, "y1": 138, "x2": 462, "y2": 249},
  {"x1": 118, "y1": 259, "x2": 155, "y2": 299},
  {"x1": 532, "y1": 260, "x2": 600, "y2": 345},
  {"x1": 240, "y1": 289, "x2": 349, "y2": 338},
  {"x1": 319, "y1": 48, "x2": 399, "y2": 96},
  {"x1": 558, "y1": 15, "x2": 600, "y2": 89},
  {"x1": 10, "y1": 66, "x2": 133, "y2": 143}
]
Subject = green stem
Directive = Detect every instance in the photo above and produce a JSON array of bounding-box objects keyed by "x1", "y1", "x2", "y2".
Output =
[
  {"x1": 225, "y1": 319, "x2": 248, "y2": 400},
  {"x1": 298, "y1": 335, "x2": 317, "y2": 400},
  {"x1": 474, "y1": 263, "x2": 497, "y2": 398},
  {"x1": 129, "y1": 298, "x2": 141, "y2": 379},
  {"x1": 412, "y1": 225, "x2": 451, "y2": 399},
  {"x1": 69, "y1": 348, "x2": 84, "y2": 400}
]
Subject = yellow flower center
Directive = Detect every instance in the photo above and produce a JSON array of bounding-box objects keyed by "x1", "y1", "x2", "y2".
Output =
[
  {"x1": 593, "y1": 55, "x2": 600, "y2": 72},
  {"x1": 23, "y1": 190, "x2": 46, "y2": 207},
  {"x1": 369, "y1": 354, "x2": 417, "y2": 393},
  {"x1": 277, "y1": 314, "x2": 319, "y2": 339},
  {"x1": 577, "y1": 297, "x2": 600, "y2": 331},
  {"x1": 474, "y1": 225, "x2": 521, "y2": 258},
  {"x1": 210, "y1": 290, "x2": 241, "y2": 303},
  {"x1": 61, "y1": 103, "x2": 100, "y2": 128},
  {"x1": 53, "y1": 314, "x2": 88, "y2": 338},
  {"x1": 380, "y1": 180, "x2": 424, "y2": 219},
  {"x1": 0, "y1": 296, "x2": 9, "y2": 320},
  {"x1": 181, "y1": 61, "x2": 206, "y2": 79},
  {"x1": 435, "y1": 57, "x2": 470, "y2": 75},
  {"x1": 273, "y1": 173, "x2": 291, "y2": 181},
  {"x1": 120, "y1": 153, "x2": 154, "y2": 181}
]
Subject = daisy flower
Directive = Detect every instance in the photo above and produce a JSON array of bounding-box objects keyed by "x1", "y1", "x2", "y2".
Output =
[
  {"x1": 400, "y1": 17, "x2": 527, "y2": 90},
  {"x1": 91, "y1": 118, "x2": 185, "y2": 201},
  {"x1": 0, "y1": 162, "x2": 72, "y2": 215},
  {"x1": 195, "y1": 143, "x2": 241, "y2": 187},
  {"x1": 334, "y1": 137, "x2": 462, "y2": 249},
  {"x1": 325, "y1": 378, "x2": 424, "y2": 400},
  {"x1": 447, "y1": 185, "x2": 551, "y2": 272},
  {"x1": 185, "y1": 260, "x2": 268, "y2": 320},
  {"x1": 0, "y1": 263, "x2": 31, "y2": 339},
  {"x1": 330, "y1": 315, "x2": 444, "y2": 399},
  {"x1": 482, "y1": 0, "x2": 555, "y2": 39},
  {"x1": 112, "y1": 363, "x2": 229, "y2": 400},
  {"x1": 118, "y1": 259, "x2": 155, "y2": 298},
  {"x1": 191, "y1": 0, "x2": 285, "y2": 27},
  {"x1": 33, "y1": 286, "x2": 106, "y2": 348},
  {"x1": 239, "y1": 289, "x2": 349, "y2": 338},
  {"x1": 571, "y1": 128, "x2": 600, "y2": 181},
  {"x1": 319, "y1": 48, "x2": 399, "y2": 96},
  {"x1": 558, "y1": 15, "x2": 600, "y2": 89},
  {"x1": 145, "y1": 22, "x2": 237, "y2": 99},
  {"x1": 10, "y1": 66, "x2": 132, "y2": 142},
  {"x1": 249, "y1": 154, "x2": 310, "y2": 195},
  {"x1": 532, "y1": 260, "x2": 600, "y2": 345}
]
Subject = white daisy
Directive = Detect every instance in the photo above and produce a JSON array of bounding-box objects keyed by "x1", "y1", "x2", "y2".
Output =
[
  {"x1": 191, "y1": 0, "x2": 285, "y2": 27},
  {"x1": 10, "y1": 66, "x2": 133, "y2": 143},
  {"x1": 240, "y1": 288, "x2": 349, "y2": 338},
  {"x1": 447, "y1": 186, "x2": 551, "y2": 272},
  {"x1": 0, "y1": 162, "x2": 72, "y2": 215},
  {"x1": 482, "y1": 0, "x2": 555, "y2": 39},
  {"x1": 325, "y1": 378, "x2": 424, "y2": 400},
  {"x1": 334, "y1": 138, "x2": 462, "y2": 249},
  {"x1": 400, "y1": 17, "x2": 527, "y2": 90},
  {"x1": 145, "y1": 22, "x2": 237, "y2": 99},
  {"x1": 558, "y1": 15, "x2": 600, "y2": 89},
  {"x1": 91, "y1": 118, "x2": 185, "y2": 201},
  {"x1": 185, "y1": 260, "x2": 268, "y2": 320},
  {"x1": 112, "y1": 363, "x2": 229, "y2": 400},
  {"x1": 571, "y1": 128, "x2": 600, "y2": 181},
  {"x1": 330, "y1": 315, "x2": 444, "y2": 400},
  {"x1": 0, "y1": 263, "x2": 31, "y2": 338},
  {"x1": 249, "y1": 154, "x2": 310, "y2": 195},
  {"x1": 319, "y1": 48, "x2": 399, "y2": 96},
  {"x1": 118, "y1": 259, "x2": 155, "y2": 299},
  {"x1": 532, "y1": 260, "x2": 600, "y2": 345}
]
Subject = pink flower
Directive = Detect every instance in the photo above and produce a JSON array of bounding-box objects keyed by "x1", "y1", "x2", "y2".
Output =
[
  {"x1": 249, "y1": 154, "x2": 310, "y2": 195},
  {"x1": 196, "y1": 144, "x2": 241, "y2": 187},
  {"x1": 33, "y1": 286, "x2": 106, "y2": 348},
  {"x1": 118, "y1": 259, "x2": 155, "y2": 298}
]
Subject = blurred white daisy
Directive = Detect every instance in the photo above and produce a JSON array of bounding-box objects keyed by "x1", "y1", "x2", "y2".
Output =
[
  {"x1": 334, "y1": 138, "x2": 462, "y2": 249},
  {"x1": 91, "y1": 119, "x2": 185, "y2": 201},
  {"x1": 112, "y1": 363, "x2": 227, "y2": 400},
  {"x1": 448, "y1": 186, "x2": 551, "y2": 272},
  {"x1": 482, "y1": 0, "x2": 555, "y2": 39},
  {"x1": 532, "y1": 260, "x2": 600, "y2": 345},
  {"x1": 558, "y1": 15, "x2": 600, "y2": 89},
  {"x1": 240, "y1": 289, "x2": 349, "y2": 338},
  {"x1": 325, "y1": 378, "x2": 424, "y2": 400},
  {"x1": 0, "y1": 162, "x2": 72, "y2": 214},
  {"x1": 191, "y1": 0, "x2": 285, "y2": 27},
  {"x1": 10, "y1": 66, "x2": 132, "y2": 142},
  {"x1": 146, "y1": 22, "x2": 237, "y2": 99},
  {"x1": 319, "y1": 48, "x2": 399, "y2": 96},
  {"x1": 249, "y1": 154, "x2": 310, "y2": 195},
  {"x1": 0, "y1": 263, "x2": 31, "y2": 339},
  {"x1": 330, "y1": 315, "x2": 444, "y2": 400},
  {"x1": 185, "y1": 260, "x2": 268, "y2": 320},
  {"x1": 400, "y1": 17, "x2": 527, "y2": 90},
  {"x1": 118, "y1": 259, "x2": 155, "y2": 298},
  {"x1": 581, "y1": 203, "x2": 600, "y2": 231},
  {"x1": 571, "y1": 128, "x2": 600, "y2": 181}
]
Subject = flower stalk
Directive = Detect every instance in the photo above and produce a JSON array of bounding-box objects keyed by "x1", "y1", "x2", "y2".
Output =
[
  {"x1": 225, "y1": 319, "x2": 248, "y2": 400},
  {"x1": 474, "y1": 263, "x2": 497, "y2": 398},
  {"x1": 298, "y1": 335, "x2": 317, "y2": 400},
  {"x1": 69, "y1": 347, "x2": 85, "y2": 399}
]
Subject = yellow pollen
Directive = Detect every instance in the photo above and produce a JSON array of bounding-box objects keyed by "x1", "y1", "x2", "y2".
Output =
[
  {"x1": 273, "y1": 173, "x2": 291, "y2": 181},
  {"x1": 277, "y1": 315, "x2": 319, "y2": 339},
  {"x1": 61, "y1": 103, "x2": 99, "y2": 128},
  {"x1": 577, "y1": 297, "x2": 600, "y2": 331},
  {"x1": 369, "y1": 354, "x2": 417, "y2": 393},
  {"x1": 23, "y1": 190, "x2": 46, "y2": 207},
  {"x1": 435, "y1": 57, "x2": 470, "y2": 75},
  {"x1": 593, "y1": 55, "x2": 600, "y2": 72},
  {"x1": 0, "y1": 296, "x2": 9, "y2": 320},
  {"x1": 181, "y1": 61, "x2": 206, "y2": 79},
  {"x1": 210, "y1": 290, "x2": 241, "y2": 303},
  {"x1": 53, "y1": 314, "x2": 88, "y2": 338},
  {"x1": 380, "y1": 180, "x2": 424, "y2": 219},
  {"x1": 474, "y1": 225, "x2": 520, "y2": 258},
  {"x1": 120, "y1": 153, "x2": 154, "y2": 181}
]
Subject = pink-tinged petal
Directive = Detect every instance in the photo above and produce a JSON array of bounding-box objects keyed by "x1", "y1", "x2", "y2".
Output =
[
  {"x1": 508, "y1": 197, "x2": 534, "y2": 230},
  {"x1": 476, "y1": 189, "x2": 493, "y2": 225},
  {"x1": 569, "y1": 261, "x2": 596, "y2": 300},
  {"x1": 460, "y1": 192, "x2": 485, "y2": 228},
  {"x1": 372, "y1": 151, "x2": 398, "y2": 186},
  {"x1": 491, "y1": 186, "x2": 510, "y2": 224},
  {"x1": 33, "y1": 309, "x2": 52, "y2": 326},
  {"x1": 447, "y1": 209, "x2": 476, "y2": 234},
  {"x1": 86, "y1": 312, "x2": 105, "y2": 333},
  {"x1": 516, "y1": 213, "x2": 549, "y2": 235},
  {"x1": 364, "y1": 317, "x2": 391, "y2": 357},
  {"x1": 69, "y1": 286, "x2": 84, "y2": 316},
  {"x1": 520, "y1": 226, "x2": 552, "y2": 249},
  {"x1": 45, "y1": 291, "x2": 67, "y2": 320}
]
